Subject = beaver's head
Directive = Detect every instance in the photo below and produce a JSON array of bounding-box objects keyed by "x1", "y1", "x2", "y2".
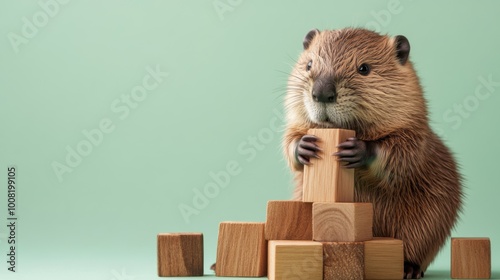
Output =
[{"x1": 286, "y1": 28, "x2": 427, "y2": 140}]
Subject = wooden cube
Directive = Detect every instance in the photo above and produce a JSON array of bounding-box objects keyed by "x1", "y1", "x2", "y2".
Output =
[
  {"x1": 157, "y1": 233, "x2": 203, "y2": 277},
  {"x1": 323, "y1": 242, "x2": 364, "y2": 280},
  {"x1": 451, "y1": 237, "x2": 491, "y2": 279},
  {"x1": 364, "y1": 237, "x2": 403, "y2": 279},
  {"x1": 268, "y1": 240, "x2": 323, "y2": 280},
  {"x1": 216, "y1": 222, "x2": 267, "y2": 277},
  {"x1": 265, "y1": 200, "x2": 312, "y2": 240},
  {"x1": 303, "y1": 128, "x2": 356, "y2": 202},
  {"x1": 313, "y1": 202, "x2": 373, "y2": 242}
]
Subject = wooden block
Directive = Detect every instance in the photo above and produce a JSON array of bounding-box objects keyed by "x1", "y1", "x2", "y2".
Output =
[
  {"x1": 265, "y1": 200, "x2": 312, "y2": 240},
  {"x1": 364, "y1": 237, "x2": 403, "y2": 279},
  {"x1": 451, "y1": 237, "x2": 491, "y2": 279},
  {"x1": 323, "y1": 242, "x2": 364, "y2": 280},
  {"x1": 157, "y1": 233, "x2": 203, "y2": 277},
  {"x1": 216, "y1": 222, "x2": 267, "y2": 277},
  {"x1": 268, "y1": 240, "x2": 323, "y2": 280},
  {"x1": 313, "y1": 202, "x2": 373, "y2": 242},
  {"x1": 303, "y1": 128, "x2": 356, "y2": 202}
]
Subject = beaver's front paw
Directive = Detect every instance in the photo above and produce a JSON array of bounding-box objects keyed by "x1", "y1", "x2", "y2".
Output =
[
  {"x1": 295, "y1": 135, "x2": 321, "y2": 165},
  {"x1": 334, "y1": 137, "x2": 371, "y2": 168},
  {"x1": 404, "y1": 262, "x2": 424, "y2": 279}
]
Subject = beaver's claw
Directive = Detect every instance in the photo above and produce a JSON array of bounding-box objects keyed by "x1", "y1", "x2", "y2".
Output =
[
  {"x1": 404, "y1": 262, "x2": 424, "y2": 279},
  {"x1": 295, "y1": 135, "x2": 321, "y2": 165},
  {"x1": 334, "y1": 137, "x2": 371, "y2": 168}
]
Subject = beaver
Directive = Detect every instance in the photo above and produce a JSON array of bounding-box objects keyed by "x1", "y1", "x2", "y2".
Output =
[{"x1": 283, "y1": 28, "x2": 462, "y2": 279}]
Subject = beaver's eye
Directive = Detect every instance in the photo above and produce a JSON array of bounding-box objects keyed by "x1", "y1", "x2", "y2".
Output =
[
  {"x1": 306, "y1": 60, "x2": 312, "y2": 71},
  {"x1": 358, "y1": 63, "x2": 370, "y2": 75}
]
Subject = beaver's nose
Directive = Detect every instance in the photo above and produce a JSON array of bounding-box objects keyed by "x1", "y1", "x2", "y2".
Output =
[{"x1": 312, "y1": 80, "x2": 337, "y2": 103}]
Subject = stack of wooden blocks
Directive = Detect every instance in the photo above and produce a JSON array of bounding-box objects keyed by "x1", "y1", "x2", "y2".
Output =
[
  {"x1": 156, "y1": 128, "x2": 492, "y2": 279},
  {"x1": 263, "y1": 129, "x2": 403, "y2": 280}
]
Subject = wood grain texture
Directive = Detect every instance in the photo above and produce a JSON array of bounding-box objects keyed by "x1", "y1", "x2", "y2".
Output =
[
  {"x1": 215, "y1": 222, "x2": 267, "y2": 277},
  {"x1": 313, "y1": 202, "x2": 373, "y2": 242},
  {"x1": 451, "y1": 237, "x2": 491, "y2": 279},
  {"x1": 157, "y1": 233, "x2": 203, "y2": 277},
  {"x1": 364, "y1": 237, "x2": 403, "y2": 279},
  {"x1": 268, "y1": 240, "x2": 323, "y2": 280},
  {"x1": 303, "y1": 128, "x2": 356, "y2": 202},
  {"x1": 265, "y1": 200, "x2": 312, "y2": 240},
  {"x1": 323, "y1": 242, "x2": 364, "y2": 280}
]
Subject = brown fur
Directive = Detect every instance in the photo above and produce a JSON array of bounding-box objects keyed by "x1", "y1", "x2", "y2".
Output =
[{"x1": 283, "y1": 28, "x2": 462, "y2": 272}]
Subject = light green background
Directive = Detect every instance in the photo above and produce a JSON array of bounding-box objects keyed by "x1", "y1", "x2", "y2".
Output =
[{"x1": 0, "y1": 0, "x2": 499, "y2": 279}]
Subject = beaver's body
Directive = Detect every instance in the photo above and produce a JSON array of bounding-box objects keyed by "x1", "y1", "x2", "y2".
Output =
[{"x1": 283, "y1": 28, "x2": 462, "y2": 279}]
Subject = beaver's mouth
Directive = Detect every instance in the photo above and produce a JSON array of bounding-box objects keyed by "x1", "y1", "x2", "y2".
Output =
[
  {"x1": 315, "y1": 115, "x2": 338, "y2": 128},
  {"x1": 304, "y1": 98, "x2": 344, "y2": 128},
  {"x1": 322, "y1": 119, "x2": 338, "y2": 128},
  {"x1": 316, "y1": 108, "x2": 350, "y2": 129}
]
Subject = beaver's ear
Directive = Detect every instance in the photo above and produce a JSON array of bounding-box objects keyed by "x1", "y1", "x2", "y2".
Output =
[
  {"x1": 394, "y1": 35, "x2": 410, "y2": 65},
  {"x1": 303, "y1": 29, "x2": 320, "y2": 50}
]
